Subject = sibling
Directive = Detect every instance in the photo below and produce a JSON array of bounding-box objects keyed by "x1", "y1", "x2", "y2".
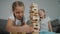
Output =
[
  {"x1": 38, "y1": 9, "x2": 53, "y2": 32},
  {"x1": 6, "y1": 1, "x2": 33, "y2": 33}
]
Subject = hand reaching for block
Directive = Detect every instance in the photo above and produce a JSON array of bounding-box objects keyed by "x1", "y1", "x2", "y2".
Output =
[{"x1": 19, "y1": 24, "x2": 34, "y2": 33}]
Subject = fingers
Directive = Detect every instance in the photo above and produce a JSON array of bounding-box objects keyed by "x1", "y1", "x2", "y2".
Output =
[
  {"x1": 26, "y1": 29, "x2": 33, "y2": 33},
  {"x1": 19, "y1": 27, "x2": 24, "y2": 32},
  {"x1": 26, "y1": 27, "x2": 34, "y2": 33},
  {"x1": 29, "y1": 27, "x2": 33, "y2": 30},
  {"x1": 19, "y1": 25, "x2": 34, "y2": 33}
]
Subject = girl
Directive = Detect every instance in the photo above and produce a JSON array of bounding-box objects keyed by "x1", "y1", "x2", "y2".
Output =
[
  {"x1": 38, "y1": 9, "x2": 56, "y2": 34},
  {"x1": 38, "y1": 9, "x2": 52, "y2": 32},
  {"x1": 6, "y1": 1, "x2": 33, "y2": 33}
]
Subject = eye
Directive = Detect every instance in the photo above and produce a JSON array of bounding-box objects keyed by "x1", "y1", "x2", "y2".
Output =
[
  {"x1": 16, "y1": 11, "x2": 20, "y2": 14},
  {"x1": 21, "y1": 11, "x2": 24, "y2": 13}
]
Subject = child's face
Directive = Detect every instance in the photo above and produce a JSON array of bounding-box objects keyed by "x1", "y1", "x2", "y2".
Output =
[
  {"x1": 13, "y1": 6, "x2": 24, "y2": 20},
  {"x1": 39, "y1": 10, "x2": 45, "y2": 18}
]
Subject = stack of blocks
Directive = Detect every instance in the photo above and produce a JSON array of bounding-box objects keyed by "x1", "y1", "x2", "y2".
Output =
[{"x1": 30, "y1": 3, "x2": 40, "y2": 34}]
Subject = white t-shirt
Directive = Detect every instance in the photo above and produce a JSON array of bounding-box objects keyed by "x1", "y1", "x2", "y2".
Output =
[
  {"x1": 9, "y1": 14, "x2": 25, "y2": 26},
  {"x1": 40, "y1": 17, "x2": 51, "y2": 31}
]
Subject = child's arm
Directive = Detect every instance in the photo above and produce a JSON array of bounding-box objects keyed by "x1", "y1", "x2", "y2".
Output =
[
  {"x1": 6, "y1": 18, "x2": 22, "y2": 33},
  {"x1": 6, "y1": 18, "x2": 33, "y2": 33},
  {"x1": 48, "y1": 21, "x2": 53, "y2": 32}
]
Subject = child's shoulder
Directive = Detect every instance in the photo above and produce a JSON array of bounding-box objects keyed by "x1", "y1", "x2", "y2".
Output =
[
  {"x1": 9, "y1": 14, "x2": 15, "y2": 21},
  {"x1": 45, "y1": 17, "x2": 51, "y2": 21}
]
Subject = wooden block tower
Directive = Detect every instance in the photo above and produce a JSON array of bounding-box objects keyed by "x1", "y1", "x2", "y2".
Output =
[{"x1": 29, "y1": 3, "x2": 40, "y2": 34}]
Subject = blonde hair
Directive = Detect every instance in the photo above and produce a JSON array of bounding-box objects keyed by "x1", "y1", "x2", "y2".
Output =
[{"x1": 38, "y1": 9, "x2": 46, "y2": 18}]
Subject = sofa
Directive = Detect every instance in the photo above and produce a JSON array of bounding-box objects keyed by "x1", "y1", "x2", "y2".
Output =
[
  {"x1": 51, "y1": 19, "x2": 60, "y2": 33},
  {"x1": 0, "y1": 19, "x2": 9, "y2": 34},
  {"x1": 0, "y1": 19, "x2": 60, "y2": 34}
]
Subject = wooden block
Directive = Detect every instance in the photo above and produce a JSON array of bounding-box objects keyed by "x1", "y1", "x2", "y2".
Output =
[
  {"x1": 10, "y1": 32, "x2": 23, "y2": 34},
  {"x1": 22, "y1": 32, "x2": 26, "y2": 34},
  {"x1": 32, "y1": 16, "x2": 39, "y2": 20},
  {"x1": 32, "y1": 32, "x2": 39, "y2": 34},
  {"x1": 32, "y1": 7, "x2": 38, "y2": 11},
  {"x1": 32, "y1": 3, "x2": 38, "y2": 7}
]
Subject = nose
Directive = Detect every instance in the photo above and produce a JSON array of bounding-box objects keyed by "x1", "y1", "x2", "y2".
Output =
[
  {"x1": 19, "y1": 14, "x2": 22, "y2": 16},
  {"x1": 40, "y1": 13, "x2": 42, "y2": 15}
]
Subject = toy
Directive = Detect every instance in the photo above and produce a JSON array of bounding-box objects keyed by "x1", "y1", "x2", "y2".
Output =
[{"x1": 30, "y1": 3, "x2": 40, "y2": 34}]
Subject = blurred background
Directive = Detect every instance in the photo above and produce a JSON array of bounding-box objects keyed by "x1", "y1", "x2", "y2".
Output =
[{"x1": 0, "y1": 0, "x2": 60, "y2": 34}]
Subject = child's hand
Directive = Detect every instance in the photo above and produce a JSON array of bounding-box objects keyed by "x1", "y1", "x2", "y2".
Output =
[
  {"x1": 25, "y1": 25, "x2": 33, "y2": 33},
  {"x1": 22, "y1": 25, "x2": 33, "y2": 33},
  {"x1": 19, "y1": 25, "x2": 33, "y2": 33}
]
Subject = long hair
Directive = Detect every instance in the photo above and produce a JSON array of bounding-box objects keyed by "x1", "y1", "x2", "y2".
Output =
[
  {"x1": 38, "y1": 9, "x2": 46, "y2": 21},
  {"x1": 12, "y1": 1, "x2": 24, "y2": 26},
  {"x1": 12, "y1": 1, "x2": 24, "y2": 11}
]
